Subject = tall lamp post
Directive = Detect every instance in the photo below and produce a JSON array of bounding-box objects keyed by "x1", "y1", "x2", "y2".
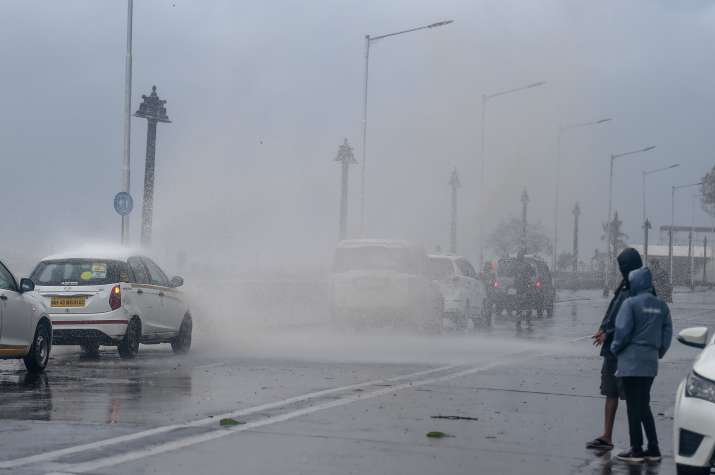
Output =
[
  {"x1": 670, "y1": 181, "x2": 703, "y2": 284},
  {"x1": 335, "y1": 139, "x2": 357, "y2": 241},
  {"x1": 572, "y1": 202, "x2": 581, "y2": 273},
  {"x1": 479, "y1": 81, "x2": 546, "y2": 266},
  {"x1": 134, "y1": 86, "x2": 171, "y2": 246},
  {"x1": 449, "y1": 168, "x2": 461, "y2": 254},
  {"x1": 604, "y1": 145, "x2": 656, "y2": 291},
  {"x1": 120, "y1": 0, "x2": 133, "y2": 245},
  {"x1": 553, "y1": 117, "x2": 611, "y2": 270},
  {"x1": 521, "y1": 188, "x2": 530, "y2": 252},
  {"x1": 359, "y1": 19, "x2": 453, "y2": 236},
  {"x1": 642, "y1": 163, "x2": 679, "y2": 261}
]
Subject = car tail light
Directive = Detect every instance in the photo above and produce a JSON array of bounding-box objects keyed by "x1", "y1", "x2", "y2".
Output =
[
  {"x1": 535, "y1": 280, "x2": 542, "y2": 289},
  {"x1": 109, "y1": 285, "x2": 122, "y2": 310}
]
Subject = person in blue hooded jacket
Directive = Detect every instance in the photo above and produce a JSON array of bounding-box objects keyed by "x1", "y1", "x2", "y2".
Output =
[{"x1": 611, "y1": 267, "x2": 673, "y2": 463}]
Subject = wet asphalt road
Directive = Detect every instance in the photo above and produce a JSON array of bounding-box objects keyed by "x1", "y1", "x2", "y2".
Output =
[{"x1": 0, "y1": 290, "x2": 712, "y2": 475}]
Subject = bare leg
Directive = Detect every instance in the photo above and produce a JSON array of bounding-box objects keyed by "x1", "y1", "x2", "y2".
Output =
[{"x1": 600, "y1": 397, "x2": 619, "y2": 443}]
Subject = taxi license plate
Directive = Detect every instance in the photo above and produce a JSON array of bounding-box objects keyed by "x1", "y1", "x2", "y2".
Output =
[
  {"x1": 51, "y1": 296, "x2": 87, "y2": 308},
  {"x1": 507, "y1": 288, "x2": 517, "y2": 296}
]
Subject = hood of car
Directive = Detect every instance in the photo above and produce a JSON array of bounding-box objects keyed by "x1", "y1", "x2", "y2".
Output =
[{"x1": 693, "y1": 344, "x2": 715, "y2": 381}]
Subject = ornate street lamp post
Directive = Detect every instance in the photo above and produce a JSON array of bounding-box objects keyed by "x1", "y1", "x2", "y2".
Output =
[
  {"x1": 135, "y1": 86, "x2": 171, "y2": 246},
  {"x1": 335, "y1": 139, "x2": 357, "y2": 241}
]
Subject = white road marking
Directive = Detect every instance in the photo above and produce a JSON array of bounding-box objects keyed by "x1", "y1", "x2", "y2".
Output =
[
  {"x1": 0, "y1": 365, "x2": 454, "y2": 470},
  {"x1": 46, "y1": 362, "x2": 505, "y2": 474}
]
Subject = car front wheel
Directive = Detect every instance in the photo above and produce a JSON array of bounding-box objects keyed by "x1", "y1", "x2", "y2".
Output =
[
  {"x1": 24, "y1": 322, "x2": 51, "y2": 373},
  {"x1": 118, "y1": 318, "x2": 141, "y2": 359},
  {"x1": 171, "y1": 315, "x2": 192, "y2": 355}
]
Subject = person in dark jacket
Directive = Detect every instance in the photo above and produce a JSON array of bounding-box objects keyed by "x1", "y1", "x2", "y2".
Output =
[
  {"x1": 611, "y1": 267, "x2": 672, "y2": 463},
  {"x1": 586, "y1": 247, "x2": 642, "y2": 450}
]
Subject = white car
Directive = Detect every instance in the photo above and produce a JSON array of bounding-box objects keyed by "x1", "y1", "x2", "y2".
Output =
[
  {"x1": 30, "y1": 250, "x2": 192, "y2": 359},
  {"x1": 0, "y1": 259, "x2": 52, "y2": 372},
  {"x1": 674, "y1": 326, "x2": 715, "y2": 475},
  {"x1": 428, "y1": 254, "x2": 488, "y2": 327},
  {"x1": 331, "y1": 239, "x2": 444, "y2": 329}
]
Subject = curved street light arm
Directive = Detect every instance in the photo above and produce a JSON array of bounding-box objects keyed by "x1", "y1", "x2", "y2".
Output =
[
  {"x1": 485, "y1": 81, "x2": 547, "y2": 100},
  {"x1": 370, "y1": 20, "x2": 453, "y2": 41}
]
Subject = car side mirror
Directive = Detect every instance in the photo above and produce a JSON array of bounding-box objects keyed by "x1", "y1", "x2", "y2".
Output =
[
  {"x1": 677, "y1": 327, "x2": 709, "y2": 349},
  {"x1": 170, "y1": 276, "x2": 184, "y2": 288},
  {"x1": 19, "y1": 278, "x2": 35, "y2": 293}
]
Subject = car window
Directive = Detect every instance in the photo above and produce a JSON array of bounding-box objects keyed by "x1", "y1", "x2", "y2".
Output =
[
  {"x1": 428, "y1": 257, "x2": 454, "y2": 280},
  {"x1": 128, "y1": 257, "x2": 150, "y2": 284},
  {"x1": 334, "y1": 246, "x2": 411, "y2": 273},
  {"x1": 456, "y1": 259, "x2": 477, "y2": 278},
  {"x1": 0, "y1": 263, "x2": 17, "y2": 291},
  {"x1": 30, "y1": 259, "x2": 124, "y2": 286},
  {"x1": 497, "y1": 259, "x2": 516, "y2": 277},
  {"x1": 142, "y1": 258, "x2": 169, "y2": 287}
]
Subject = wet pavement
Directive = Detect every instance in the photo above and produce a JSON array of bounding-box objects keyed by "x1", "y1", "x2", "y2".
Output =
[{"x1": 0, "y1": 289, "x2": 711, "y2": 474}]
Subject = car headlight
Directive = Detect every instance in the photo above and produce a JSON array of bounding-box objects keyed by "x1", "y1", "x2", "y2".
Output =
[{"x1": 685, "y1": 371, "x2": 715, "y2": 403}]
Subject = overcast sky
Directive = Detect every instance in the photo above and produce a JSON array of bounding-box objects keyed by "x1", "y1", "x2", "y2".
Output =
[{"x1": 1, "y1": 0, "x2": 715, "y2": 273}]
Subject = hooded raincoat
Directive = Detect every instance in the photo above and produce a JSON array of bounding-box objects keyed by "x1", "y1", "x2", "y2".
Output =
[
  {"x1": 611, "y1": 267, "x2": 673, "y2": 377},
  {"x1": 598, "y1": 248, "x2": 643, "y2": 359}
]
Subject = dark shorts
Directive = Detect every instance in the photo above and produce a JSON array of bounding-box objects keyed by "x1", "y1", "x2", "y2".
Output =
[{"x1": 600, "y1": 358, "x2": 625, "y2": 399}]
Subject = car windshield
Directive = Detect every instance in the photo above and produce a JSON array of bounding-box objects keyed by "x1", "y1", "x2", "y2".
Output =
[
  {"x1": 334, "y1": 246, "x2": 411, "y2": 273},
  {"x1": 31, "y1": 259, "x2": 125, "y2": 286},
  {"x1": 428, "y1": 258, "x2": 454, "y2": 280}
]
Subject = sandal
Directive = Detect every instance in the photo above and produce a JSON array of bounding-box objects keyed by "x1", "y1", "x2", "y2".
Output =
[{"x1": 586, "y1": 437, "x2": 614, "y2": 450}]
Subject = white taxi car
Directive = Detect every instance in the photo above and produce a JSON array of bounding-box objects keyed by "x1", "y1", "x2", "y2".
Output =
[
  {"x1": 674, "y1": 326, "x2": 715, "y2": 475},
  {"x1": 30, "y1": 250, "x2": 191, "y2": 359},
  {"x1": 428, "y1": 254, "x2": 488, "y2": 327},
  {"x1": 0, "y1": 259, "x2": 52, "y2": 372}
]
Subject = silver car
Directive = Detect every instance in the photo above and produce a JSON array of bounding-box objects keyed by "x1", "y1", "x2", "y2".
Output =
[{"x1": 0, "y1": 259, "x2": 52, "y2": 372}]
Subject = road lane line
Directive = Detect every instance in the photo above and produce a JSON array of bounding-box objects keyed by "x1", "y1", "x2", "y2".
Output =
[
  {"x1": 0, "y1": 365, "x2": 454, "y2": 470},
  {"x1": 47, "y1": 362, "x2": 506, "y2": 474}
]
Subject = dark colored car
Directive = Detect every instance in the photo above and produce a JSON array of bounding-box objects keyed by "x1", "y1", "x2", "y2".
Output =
[{"x1": 484, "y1": 256, "x2": 555, "y2": 317}]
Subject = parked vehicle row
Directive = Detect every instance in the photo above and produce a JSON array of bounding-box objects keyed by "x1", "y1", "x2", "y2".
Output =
[
  {"x1": 0, "y1": 249, "x2": 191, "y2": 372},
  {"x1": 330, "y1": 239, "x2": 506, "y2": 330}
]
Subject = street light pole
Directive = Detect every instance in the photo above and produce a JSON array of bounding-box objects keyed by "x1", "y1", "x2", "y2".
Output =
[
  {"x1": 605, "y1": 145, "x2": 656, "y2": 292},
  {"x1": 134, "y1": 86, "x2": 171, "y2": 247},
  {"x1": 449, "y1": 168, "x2": 461, "y2": 254},
  {"x1": 572, "y1": 202, "x2": 581, "y2": 273},
  {"x1": 335, "y1": 139, "x2": 357, "y2": 241},
  {"x1": 479, "y1": 80, "x2": 546, "y2": 266},
  {"x1": 642, "y1": 163, "x2": 680, "y2": 223},
  {"x1": 120, "y1": 0, "x2": 133, "y2": 245},
  {"x1": 359, "y1": 20, "x2": 453, "y2": 237},
  {"x1": 360, "y1": 34, "x2": 370, "y2": 237},
  {"x1": 670, "y1": 181, "x2": 703, "y2": 284},
  {"x1": 641, "y1": 163, "x2": 679, "y2": 260},
  {"x1": 553, "y1": 117, "x2": 611, "y2": 270},
  {"x1": 521, "y1": 188, "x2": 530, "y2": 252}
]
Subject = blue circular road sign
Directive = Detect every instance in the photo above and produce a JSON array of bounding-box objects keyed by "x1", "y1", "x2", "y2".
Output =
[{"x1": 114, "y1": 192, "x2": 134, "y2": 216}]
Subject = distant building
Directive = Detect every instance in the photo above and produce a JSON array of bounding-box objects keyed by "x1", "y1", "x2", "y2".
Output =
[{"x1": 631, "y1": 244, "x2": 711, "y2": 285}]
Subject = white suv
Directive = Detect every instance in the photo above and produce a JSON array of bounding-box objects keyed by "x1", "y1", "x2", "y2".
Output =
[
  {"x1": 31, "y1": 250, "x2": 192, "y2": 359},
  {"x1": 0, "y1": 259, "x2": 52, "y2": 372},
  {"x1": 331, "y1": 239, "x2": 444, "y2": 329},
  {"x1": 674, "y1": 326, "x2": 715, "y2": 475},
  {"x1": 428, "y1": 254, "x2": 488, "y2": 327}
]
